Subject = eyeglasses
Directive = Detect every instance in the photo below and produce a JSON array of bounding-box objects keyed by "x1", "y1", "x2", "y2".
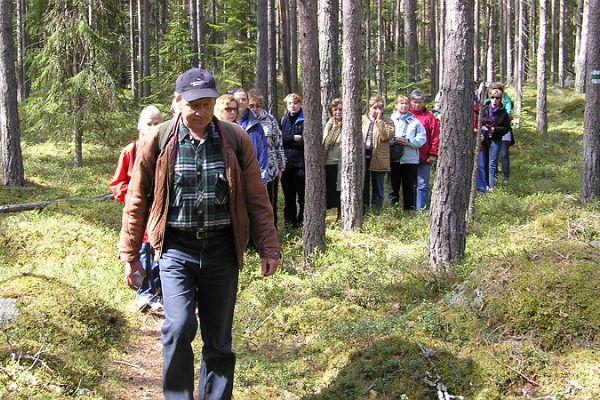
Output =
[
  {"x1": 490, "y1": 96, "x2": 501, "y2": 99},
  {"x1": 224, "y1": 107, "x2": 237, "y2": 113}
]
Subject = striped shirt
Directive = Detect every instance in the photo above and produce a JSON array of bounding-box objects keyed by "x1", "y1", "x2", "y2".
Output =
[{"x1": 166, "y1": 121, "x2": 232, "y2": 232}]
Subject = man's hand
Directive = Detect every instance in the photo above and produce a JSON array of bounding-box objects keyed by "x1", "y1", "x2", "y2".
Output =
[
  {"x1": 124, "y1": 259, "x2": 145, "y2": 290},
  {"x1": 261, "y1": 258, "x2": 279, "y2": 277}
]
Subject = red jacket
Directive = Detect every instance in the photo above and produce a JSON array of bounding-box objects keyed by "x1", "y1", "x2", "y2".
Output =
[
  {"x1": 409, "y1": 106, "x2": 439, "y2": 165},
  {"x1": 110, "y1": 142, "x2": 137, "y2": 203}
]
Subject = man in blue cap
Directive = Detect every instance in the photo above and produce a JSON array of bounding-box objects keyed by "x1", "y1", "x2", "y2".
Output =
[{"x1": 119, "y1": 68, "x2": 280, "y2": 400}]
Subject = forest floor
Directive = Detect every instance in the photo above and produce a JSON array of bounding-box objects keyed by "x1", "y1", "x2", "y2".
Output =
[{"x1": 116, "y1": 310, "x2": 164, "y2": 400}]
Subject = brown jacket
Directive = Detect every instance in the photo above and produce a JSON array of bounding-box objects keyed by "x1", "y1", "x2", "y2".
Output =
[
  {"x1": 361, "y1": 114, "x2": 395, "y2": 172},
  {"x1": 118, "y1": 115, "x2": 280, "y2": 269}
]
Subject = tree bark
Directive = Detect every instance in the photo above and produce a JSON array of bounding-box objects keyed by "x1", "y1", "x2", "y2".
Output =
[
  {"x1": 256, "y1": 0, "x2": 268, "y2": 96},
  {"x1": 429, "y1": 0, "x2": 438, "y2": 97},
  {"x1": 575, "y1": 0, "x2": 589, "y2": 93},
  {"x1": 474, "y1": 0, "x2": 480, "y2": 82},
  {"x1": 197, "y1": 0, "x2": 205, "y2": 65},
  {"x1": 580, "y1": 0, "x2": 600, "y2": 201},
  {"x1": 298, "y1": 0, "x2": 326, "y2": 262},
  {"x1": 364, "y1": 0, "x2": 371, "y2": 99},
  {"x1": 429, "y1": 0, "x2": 474, "y2": 271},
  {"x1": 377, "y1": 0, "x2": 384, "y2": 95},
  {"x1": 514, "y1": 0, "x2": 527, "y2": 115},
  {"x1": 550, "y1": 0, "x2": 557, "y2": 83},
  {"x1": 404, "y1": 0, "x2": 419, "y2": 84},
  {"x1": 142, "y1": 0, "x2": 151, "y2": 97},
  {"x1": 280, "y1": 0, "x2": 292, "y2": 96},
  {"x1": 0, "y1": 0, "x2": 24, "y2": 186},
  {"x1": 319, "y1": 0, "x2": 340, "y2": 128},
  {"x1": 290, "y1": 0, "x2": 299, "y2": 93},
  {"x1": 341, "y1": 0, "x2": 363, "y2": 231},
  {"x1": 15, "y1": 0, "x2": 30, "y2": 103},
  {"x1": 537, "y1": 0, "x2": 548, "y2": 134},
  {"x1": 189, "y1": 0, "x2": 199, "y2": 67},
  {"x1": 129, "y1": 0, "x2": 137, "y2": 99},
  {"x1": 486, "y1": 0, "x2": 495, "y2": 82},
  {"x1": 506, "y1": 0, "x2": 514, "y2": 86},
  {"x1": 558, "y1": 0, "x2": 565, "y2": 86},
  {"x1": 267, "y1": 0, "x2": 278, "y2": 115}
]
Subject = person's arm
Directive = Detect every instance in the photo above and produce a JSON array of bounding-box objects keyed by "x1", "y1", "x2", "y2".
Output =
[
  {"x1": 109, "y1": 144, "x2": 134, "y2": 203},
  {"x1": 376, "y1": 116, "x2": 396, "y2": 143},
  {"x1": 235, "y1": 126, "x2": 281, "y2": 273},
  {"x1": 428, "y1": 118, "x2": 440, "y2": 163}
]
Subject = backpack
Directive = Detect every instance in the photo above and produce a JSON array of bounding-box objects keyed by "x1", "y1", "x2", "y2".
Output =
[{"x1": 157, "y1": 118, "x2": 239, "y2": 158}]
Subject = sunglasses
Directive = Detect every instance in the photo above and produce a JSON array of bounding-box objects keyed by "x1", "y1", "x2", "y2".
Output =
[
  {"x1": 490, "y1": 96, "x2": 501, "y2": 99},
  {"x1": 225, "y1": 107, "x2": 237, "y2": 113}
]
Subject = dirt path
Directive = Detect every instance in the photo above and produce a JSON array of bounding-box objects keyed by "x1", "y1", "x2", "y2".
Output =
[{"x1": 116, "y1": 311, "x2": 164, "y2": 400}]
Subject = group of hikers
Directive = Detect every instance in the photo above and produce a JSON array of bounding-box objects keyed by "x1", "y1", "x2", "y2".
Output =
[{"x1": 109, "y1": 67, "x2": 513, "y2": 400}]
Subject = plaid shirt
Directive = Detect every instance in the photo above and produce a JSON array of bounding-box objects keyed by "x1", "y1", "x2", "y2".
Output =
[{"x1": 166, "y1": 121, "x2": 232, "y2": 232}]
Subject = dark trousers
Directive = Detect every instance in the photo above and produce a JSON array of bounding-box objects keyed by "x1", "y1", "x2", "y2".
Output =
[
  {"x1": 266, "y1": 176, "x2": 279, "y2": 228},
  {"x1": 362, "y1": 157, "x2": 386, "y2": 213},
  {"x1": 500, "y1": 140, "x2": 510, "y2": 179},
  {"x1": 388, "y1": 162, "x2": 418, "y2": 210},
  {"x1": 159, "y1": 230, "x2": 239, "y2": 400},
  {"x1": 281, "y1": 167, "x2": 305, "y2": 227}
]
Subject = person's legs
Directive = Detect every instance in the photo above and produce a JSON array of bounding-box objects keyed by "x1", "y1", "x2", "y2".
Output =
[
  {"x1": 136, "y1": 242, "x2": 155, "y2": 311},
  {"x1": 500, "y1": 140, "x2": 510, "y2": 179},
  {"x1": 160, "y1": 236, "x2": 201, "y2": 400},
  {"x1": 488, "y1": 140, "x2": 501, "y2": 188},
  {"x1": 415, "y1": 163, "x2": 431, "y2": 210},
  {"x1": 371, "y1": 171, "x2": 386, "y2": 211},
  {"x1": 400, "y1": 163, "x2": 418, "y2": 210},
  {"x1": 294, "y1": 168, "x2": 305, "y2": 226},
  {"x1": 477, "y1": 150, "x2": 488, "y2": 192},
  {"x1": 197, "y1": 232, "x2": 239, "y2": 400},
  {"x1": 387, "y1": 162, "x2": 402, "y2": 207},
  {"x1": 362, "y1": 158, "x2": 372, "y2": 213},
  {"x1": 266, "y1": 176, "x2": 279, "y2": 228},
  {"x1": 280, "y1": 168, "x2": 297, "y2": 226}
]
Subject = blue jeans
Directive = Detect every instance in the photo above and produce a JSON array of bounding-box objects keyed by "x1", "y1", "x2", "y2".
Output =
[
  {"x1": 415, "y1": 163, "x2": 431, "y2": 210},
  {"x1": 477, "y1": 150, "x2": 488, "y2": 192},
  {"x1": 500, "y1": 140, "x2": 510, "y2": 179},
  {"x1": 159, "y1": 229, "x2": 239, "y2": 400},
  {"x1": 488, "y1": 140, "x2": 501, "y2": 188},
  {"x1": 137, "y1": 242, "x2": 161, "y2": 300},
  {"x1": 363, "y1": 157, "x2": 386, "y2": 212}
]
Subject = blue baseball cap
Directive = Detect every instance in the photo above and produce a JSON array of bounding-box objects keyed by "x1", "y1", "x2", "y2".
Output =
[{"x1": 175, "y1": 68, "x2": 220, "y2": 101}]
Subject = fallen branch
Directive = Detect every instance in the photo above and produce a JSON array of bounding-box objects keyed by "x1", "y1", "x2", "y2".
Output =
[
  {"x1": 487, "y1": 350, "x2": 539, "y2": 386},
  {"x1": 0, "y1": 193, "x2": 114, "y2": 214},
  {"x1": 113, "y1": 360, "x2": 142, "y2": 368}
]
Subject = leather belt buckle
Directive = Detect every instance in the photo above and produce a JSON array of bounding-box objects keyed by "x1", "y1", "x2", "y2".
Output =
[{"x1": 195, "y1": 230, "x2": 217, "y2": 239}]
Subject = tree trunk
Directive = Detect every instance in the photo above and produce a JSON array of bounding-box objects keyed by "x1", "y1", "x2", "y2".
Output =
[
  {"x1": 429, "y1": 0, "x2": 438, "y2": 97},
  {"x1": 0, "y1": 0, "x2": 24, "y2": 186},
  {"x1": 528, "y1": 1, "x2": 537, "y2": 80},
  {"x1": 189, "y1": 0, "x2": 199, "y2": 67},
  {"x1": 142, "y1": 0, "x2": 151, "y2": 97},
  {"x1": 429, "y1": 0, "x2": 474, "y2": 271},
  {"x1": 197, "y1": 0, "x2": 205, "y2": 65},
  {"x1": 575, "y1": 0, "x2": 589, "y2": 93},
  {"x1": 319, "y1": 0, "x2": 340, "y2": 129},
  {"x1": 364, "y1": 0, "x2": 371, "y2": 99},
  {"x1": 580, "y1": 0, "x2": 600, "y2": 201},
  {"x1": 537, "y1": 0, "x2": 548, "y2": 134},
  {"x1": 404, "y1": 0, "x2": 418, "y2": 84},
  {"x1": 550, "y1": 0, "x2": 557, "y2": 83},
  {"x1": 474, "y1": 0, "x2": 480, "y2": 82},
  {"x1": 267, "y1": 0, "x2": 278, "y2": 115},
  {"x1": 558, "y1": 0, "x2": 565, "y2": 86},
  {"x1": 486, "y1": 0, "x2": 495, "y2": 82},
  {"x1": 280, "y1": 0, "x2": 292, "y2": 96},
  {"x1": 438, "y1": 0, "x2": 445, "y2": 89},
  {"x1": 15, "y1": 0, "x2": 30, "y2": 103},
  {"x1": 377, "y1": 0, "x2": 384, "y2": 95},
  {"x1": 73, "y1": 94, "x2": 84, "y2": 168},
  {"x1": 341, "y1": 0, "x2": 363, "y2": 231},
  {"x1": 499, "y1": 0, "x2": 506, "y2": 83},
  {"x1": 514, "y1": 0, "x2": 527, "y2": 115},
  {"x1": 394, "y1": 0, "x2": 402, "y2": 96},
  {"x1": 256, "y1": 0, "x2": 268, "y2": 96},
  {"x1": 506, "y1": 0, "x2": 514, "y2": 86},
  {"x1": 575, "y1": 0, "x2": 584, "y2": 85},
  {"x1": 290, "y1": 0, "x2": 299, "y2": 93},
  {"x1": 129, "y1": 0, "x2": 137, "y2": 99},
  {"x1": 298, "y1": 0, "x2": 326, "y2": 262}
]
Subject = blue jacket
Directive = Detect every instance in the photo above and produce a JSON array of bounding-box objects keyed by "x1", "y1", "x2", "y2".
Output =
[
  {"x1": 280, "y1": 110, "x2": 305, "y2": 168},
  {"x1": 390, "y1": 111, "x2": 426, "y2": 165},
  {"x1": 238, "y1": 108, "x2": 269, "y2": 183}
]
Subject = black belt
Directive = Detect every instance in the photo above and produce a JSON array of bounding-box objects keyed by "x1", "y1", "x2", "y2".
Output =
[{"x1": 167, "y1": 226, "x2": 230, "y2": 240}]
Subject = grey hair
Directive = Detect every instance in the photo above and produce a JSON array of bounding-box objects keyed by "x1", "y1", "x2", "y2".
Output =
[{"x1": 410, "y1": 89, "x2": 425, "y2": 101}]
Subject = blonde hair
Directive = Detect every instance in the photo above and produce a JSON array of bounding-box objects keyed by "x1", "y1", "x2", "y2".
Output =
[
  {"x1": 488, "y1": 88, "x2": 503, "y2": 99},
  {"x1": 368, "y1": 95, "x2": 384, "y2": 110},
  {"x1": 328, "y1": 98, "x2": 342, "y2": 114},
  {"x1": 283, "y1": 93, "x2": 303, "y2": 104},
  {"x1": 395, "y1": 95, "x2": 410, "y2": 105},
  {"x1": 137, "y1": 105, "x2": 163, "y2": 132},
  {"x1": 215, "y1": 94, "x2": 239, "y2": 121}
]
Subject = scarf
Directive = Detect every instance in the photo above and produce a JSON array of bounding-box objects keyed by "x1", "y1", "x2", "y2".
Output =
[{"x1": 323, "y1": 119, "x2": 342, "y2": 152}]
